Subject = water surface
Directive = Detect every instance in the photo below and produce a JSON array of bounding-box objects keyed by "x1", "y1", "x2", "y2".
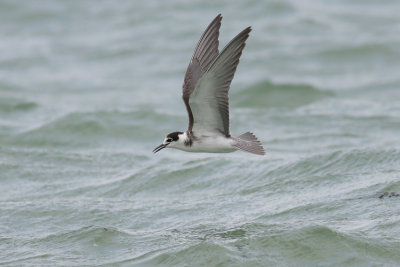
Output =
[{"x1": 1, "y1": 0, "x2": 400, "y2": 266}]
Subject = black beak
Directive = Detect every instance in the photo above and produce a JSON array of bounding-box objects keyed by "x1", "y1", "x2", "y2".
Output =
[{"x1": 152, "y1": 144, "x2": 166, "y2": 153}]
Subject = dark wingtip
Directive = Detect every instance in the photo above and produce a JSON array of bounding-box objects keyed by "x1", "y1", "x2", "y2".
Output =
[
  {"x1": 235, "y1": 26, "x2": 252, "y2": 42},
  {"x1": 244, "y1": 26, "x2": 252, "y2": 34},
  {"x1": 213, "y1": 14, "x2": 223, "y2": 23}
]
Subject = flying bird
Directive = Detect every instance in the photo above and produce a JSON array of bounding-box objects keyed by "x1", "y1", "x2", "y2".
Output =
[{"x1": 153, "y1": 14, "x2": 265, "y2": 155}]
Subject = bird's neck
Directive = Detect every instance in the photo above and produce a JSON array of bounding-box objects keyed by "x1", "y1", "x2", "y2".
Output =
[{"x1": 179, "y1": 131, "x2": 193, "y2": 147}]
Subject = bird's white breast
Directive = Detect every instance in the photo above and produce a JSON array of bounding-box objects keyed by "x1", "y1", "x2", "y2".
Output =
[{"x1": 171, "y1": 132, "x2": 237, "y2": 153}]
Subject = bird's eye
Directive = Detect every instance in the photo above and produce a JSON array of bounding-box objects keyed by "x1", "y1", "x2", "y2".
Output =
[{"x1": 167, "y1": 138, "x2": 172, "y2": 142}]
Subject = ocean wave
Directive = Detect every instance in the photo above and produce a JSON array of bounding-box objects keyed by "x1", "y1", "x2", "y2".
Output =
[
  {"x1": 129, "y1": 223, "x2": 400, "y2": 266},
  {"x1": 14, "y1": 225, "x2": 147, "y2": 266},
  {"x1": 232, "y1": 80, "x2": 332, "y2": 108},
  {"x1": 32, "y1": 225, "x2": 134, "y2": 244},
  {"x1": 0, "y1": 97, "x2": 38, "y2": 112},
  {"x1": 60, "y1": 159, "x2": 215, "y2": 198},
  {"x1": 241, "y1": 148, "x2": 400, "y2": 197},
  {"x1": 378, "y1": 180, "x2": 400, "y2": 195},
  {"x1": 233, "y1": 224, "x2": 400, "y2": 266},
  {"x1": 270, "y1": 148, "x2": 399, "y2": 179},
  {"x1": 7, "y1": 109, "x2": 177, "y2": 147},
  {"x1": 142, "y1": 242, "x2": 237, "y2": 266},
  {"x1": 317, "y1": 43, "x2": 400, "y2": 60},
  {"x1": 5, "y1": 221, "x2": 399, "y2": 266}
]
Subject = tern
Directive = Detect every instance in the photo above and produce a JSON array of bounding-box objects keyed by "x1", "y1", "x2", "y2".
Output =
[{"x1": 153, "y1": 14, "x2": 265, "y2": 155}]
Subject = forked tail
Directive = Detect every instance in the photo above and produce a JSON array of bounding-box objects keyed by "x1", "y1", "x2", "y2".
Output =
[{"x1": 232, "y1": 132, "x2": 265, "y2": 155}]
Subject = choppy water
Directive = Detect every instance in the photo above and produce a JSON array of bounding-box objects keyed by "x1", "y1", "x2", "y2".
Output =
[{"x1": 1, "y1": 0, "x2": 400, "y2": 266}]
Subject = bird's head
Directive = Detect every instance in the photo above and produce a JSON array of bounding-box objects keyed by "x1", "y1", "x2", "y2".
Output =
[{"x1": 153, "y1": 131, "x2": 184, "y2": 153}]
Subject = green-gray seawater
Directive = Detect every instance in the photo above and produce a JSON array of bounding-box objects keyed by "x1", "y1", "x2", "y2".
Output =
[{"x1": 1, "y1": 0, "x2": 400, "y2": 266}]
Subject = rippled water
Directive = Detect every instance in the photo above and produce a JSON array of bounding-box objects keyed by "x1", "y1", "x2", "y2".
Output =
[{"x1": 1, "y1": 0, "x2": 400, "y2": 266}]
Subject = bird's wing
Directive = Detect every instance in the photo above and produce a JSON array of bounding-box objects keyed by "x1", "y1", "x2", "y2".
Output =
[
  {"x1": 182, "y1": 14, "x2": 222, "y2": 132},
  {"x1": 189, "y1": 27, "x2": 251, "y2": 136}
]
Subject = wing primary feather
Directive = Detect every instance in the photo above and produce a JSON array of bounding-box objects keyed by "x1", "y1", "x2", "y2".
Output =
[
  {"x1": 191, "y1": 14, "x2": 222, "y2": 69},
  {"x1": 182, "y1": 14, "x2": 222, "y2": 132},
  {"x1": 189, "y1": 26, "x2": 252, "y2": 136}
]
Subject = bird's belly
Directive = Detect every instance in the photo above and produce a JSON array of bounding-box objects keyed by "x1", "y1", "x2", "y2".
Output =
[{"x1": 183, "y1": 136, "x2": 237, "y2": 153}]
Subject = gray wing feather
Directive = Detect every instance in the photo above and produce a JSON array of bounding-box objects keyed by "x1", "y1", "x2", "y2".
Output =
[
  {"x1": 190, "y1": 27, "x2": 251, "y2": 136},
  {"x1": 182, "y1": 14, "x2": 222, "y2": 132}
]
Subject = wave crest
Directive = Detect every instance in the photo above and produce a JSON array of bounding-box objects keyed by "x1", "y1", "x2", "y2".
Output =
[{"x1": 233, "y1": 80, "x2": 332, "y2": 108}]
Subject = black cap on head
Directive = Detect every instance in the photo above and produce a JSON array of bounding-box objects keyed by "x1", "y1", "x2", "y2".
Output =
[{"x1": 167, "y1": 131, "x2": 183, "y2": 141}]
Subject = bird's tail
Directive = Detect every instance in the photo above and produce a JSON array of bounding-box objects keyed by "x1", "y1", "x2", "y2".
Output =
[{"x1": 232, "y1": 132, "x2": 265, "y2": 155}]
